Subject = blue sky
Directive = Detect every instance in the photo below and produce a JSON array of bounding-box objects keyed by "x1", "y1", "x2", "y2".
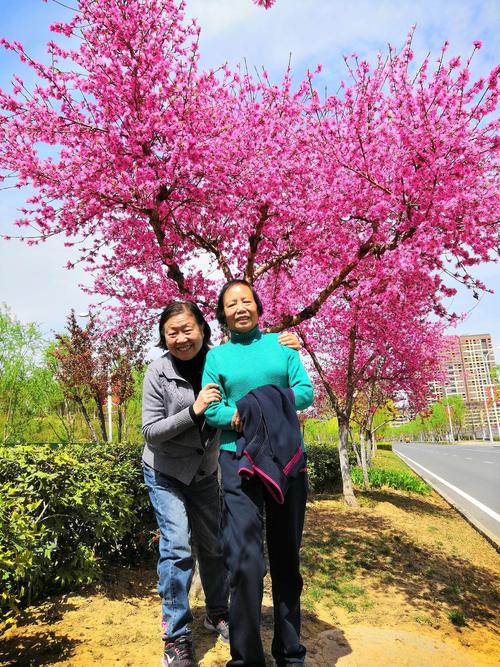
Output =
[{"x1": 0, "y1": 0, "x2": 499, "y2": 356}]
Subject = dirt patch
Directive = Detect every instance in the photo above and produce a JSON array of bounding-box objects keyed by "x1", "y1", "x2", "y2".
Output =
[{"x1": 2, "y1": 488, "x2": 499, "y2": 666}]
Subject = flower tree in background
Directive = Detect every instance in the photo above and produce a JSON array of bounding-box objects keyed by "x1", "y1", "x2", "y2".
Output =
[
  {"x1": 52, "y1": 311, "x2": 146, "y2": 443},
  {"x1": 299, "y1": 257, "x2": 446, "y2": 505},
  {"x1": 349, "y1": 320, "x2": 445, "y2": 489},
  {"x1": 0, "y1": 0, "x2": 498, "y2": 336},
  {"x1": 52, "y1": 312, "x2": 108, "y2": 443}
]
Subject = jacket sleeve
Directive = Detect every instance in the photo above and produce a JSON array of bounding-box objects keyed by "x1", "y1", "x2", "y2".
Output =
[
  {"x1": 141, "y1": 366, "x2": 197, "y2": 446},
  {"x1": 287, "y1": 349, "x2": 314, "y2": 410},
  {"x1": 202, "y1": 350, "x2": 236, "y2": 429}
]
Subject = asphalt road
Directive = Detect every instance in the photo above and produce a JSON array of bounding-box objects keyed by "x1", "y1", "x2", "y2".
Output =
[{"x1": 393, "y1": 442, "x2": 500, "y2": 545}]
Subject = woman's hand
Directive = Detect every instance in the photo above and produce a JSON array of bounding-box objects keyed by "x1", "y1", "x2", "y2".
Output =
[
  {"x1": 231, "y1": 409, "x2": 243, "y2": 432},
  {"x1": 278, "y1": 331, "x2": 301, "y2": 350},
  {"x1": 193, "y1": 383, "x2": 221, "y2": 416}
]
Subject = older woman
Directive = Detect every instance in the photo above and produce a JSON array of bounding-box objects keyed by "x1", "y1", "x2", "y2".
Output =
[
  {"x1": 142, "y1": 301, "x2": 228, "y2": 667},
  {"x1": 202, "y1": 281, "x2": 314, "y2": 667},
  {"x1": 142, "y1": 299, "x2": 301, "y2": 667}
]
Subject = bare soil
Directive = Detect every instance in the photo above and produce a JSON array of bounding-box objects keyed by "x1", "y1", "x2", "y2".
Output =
[{"x1": 1, "y1": 488, "x2": 499, "y2": 666}]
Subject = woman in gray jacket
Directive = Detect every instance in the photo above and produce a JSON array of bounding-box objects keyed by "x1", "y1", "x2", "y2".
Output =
[{"x1": 142, "y1": 300, "x2": 228, "y2": 667}]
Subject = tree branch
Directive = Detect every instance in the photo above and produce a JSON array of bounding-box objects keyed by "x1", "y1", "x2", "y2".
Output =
[{"x1": 244, "y1": 203, "x2": 270, "y2": 283}]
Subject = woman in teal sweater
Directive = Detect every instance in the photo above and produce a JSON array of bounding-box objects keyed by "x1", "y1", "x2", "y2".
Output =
[{"x1": 202, "y1": 280, "x2": 313, "y2": 667}]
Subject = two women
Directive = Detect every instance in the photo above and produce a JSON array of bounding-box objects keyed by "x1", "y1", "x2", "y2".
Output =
[{"x1": 142, "y1": 296, "x2": 306, "y2": 667}]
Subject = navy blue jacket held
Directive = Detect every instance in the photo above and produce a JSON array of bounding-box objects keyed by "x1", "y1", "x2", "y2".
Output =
[{"x1": 235, "y1": 384, "x2": 306, "y2": 504}]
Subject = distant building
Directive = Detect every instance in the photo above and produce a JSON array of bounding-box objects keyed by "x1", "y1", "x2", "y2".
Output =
[{"x1": 431, "y1": 334, "x2": 499, "y2": 438}]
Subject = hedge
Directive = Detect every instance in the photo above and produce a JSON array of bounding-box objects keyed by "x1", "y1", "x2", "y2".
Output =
[
  {"x1": 0, "y1": 442, "x2": 153, "y2": 624},
  {"x1": 305, "y1": 442, "x2": 357, "y2": 492},
  {"x1": 0, "y1": 440, "x2": 427, "y2": 624}
]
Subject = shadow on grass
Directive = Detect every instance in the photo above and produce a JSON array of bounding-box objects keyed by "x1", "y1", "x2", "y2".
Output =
[
  {"x1": 96, "y1": 565, "x2": 158, "y2": 604},
  {"x1": 357, "y1": 489, "x2": 457, "y2": 519},
  {"x1": 0, "y1": 629, "x2": 79, "y2": 666},
  {"x1": 302, "y1": 500, "x2": 499, "y2": 627},
  {"x1": 310, "y1": 488, "x2": 455, "y2": 520}
]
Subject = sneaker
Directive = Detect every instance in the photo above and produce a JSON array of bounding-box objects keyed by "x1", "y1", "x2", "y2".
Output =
[
  {"x1": 204, "y1": 612, "x2": 230, "y2": 643},
  {"x1": 162, "y1": 635, "x2": 196, "y2": 667}
]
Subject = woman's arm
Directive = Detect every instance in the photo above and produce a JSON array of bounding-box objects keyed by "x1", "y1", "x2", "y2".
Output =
[
  {"x1": 202, "y1": 352, "x2": 236, "y2": 429},
  {"x1": 287, "y1": 349, "x2": 314, "y2": 410},
  {"x1": 142, "y1": 367, "x2": 199, "y2": 446}
]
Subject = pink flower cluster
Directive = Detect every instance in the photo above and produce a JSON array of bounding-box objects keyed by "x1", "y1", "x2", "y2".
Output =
[{"x1": 253, "y1": 0, "x2": 277, "y2": 8}]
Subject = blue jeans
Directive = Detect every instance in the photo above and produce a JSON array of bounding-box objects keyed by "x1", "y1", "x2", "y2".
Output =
[{"x1": 143, "y1": 463, "x2": 229, "y2": 640}]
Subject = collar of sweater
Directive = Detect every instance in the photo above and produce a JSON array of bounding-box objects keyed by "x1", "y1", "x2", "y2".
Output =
[{"x1": 229, "y1": 325, "x2": 262, "y2": 344}]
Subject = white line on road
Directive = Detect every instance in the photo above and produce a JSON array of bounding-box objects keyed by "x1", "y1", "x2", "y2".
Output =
[{"x1": 396, "y1": 451, "x2": 500, "y2": 524}]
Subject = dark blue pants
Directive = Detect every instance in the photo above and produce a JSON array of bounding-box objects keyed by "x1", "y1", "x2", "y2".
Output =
[{"x1": 219, "y1": 451, "x2": 307, "y2": 667}]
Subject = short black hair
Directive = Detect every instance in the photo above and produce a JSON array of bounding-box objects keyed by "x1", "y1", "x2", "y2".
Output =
[
  {"x1": 215, "y1": 280, "x2": 263, "y2": 326},
  {"x1": 157, "y1": 301, "x2": 211, "y2": 350}
]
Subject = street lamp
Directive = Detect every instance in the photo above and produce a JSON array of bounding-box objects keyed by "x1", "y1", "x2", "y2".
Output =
[
  {"x1": 77, "y1": 311, "x2": 113, "y2": 444},
  {"x1": 443, "y1": 385, "x2": 455, "y2": 443}
]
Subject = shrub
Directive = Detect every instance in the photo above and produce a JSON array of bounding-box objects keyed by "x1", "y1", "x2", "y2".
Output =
[
  {"x1": 375, "y1": 441, "x2": 393, "y2": 451},
  {"x1": 350, "y1": 467, "x2": 431, "y2": 495},
  {"x1": 306, "y1": 442, "x2": 357, "y2": 492},
  {"x1": 0, "y1": 442, "x2": 153, "y2": 624},
  {"x1": 448, "y1": 609, "x2": 466, "y2": 626}
]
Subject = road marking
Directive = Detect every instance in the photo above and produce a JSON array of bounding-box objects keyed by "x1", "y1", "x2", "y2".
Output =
[
  {"x1": 396, "y1": 451, "x2": 500, "y2": 524},
  {"x1": 465, "y1": 457, "x2": 473, "y2": 461},
  {"x1": 483, "y1": 461, "x2": 494, "y2": 465}
]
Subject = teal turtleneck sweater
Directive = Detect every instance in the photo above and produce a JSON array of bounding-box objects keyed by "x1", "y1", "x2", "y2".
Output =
[{"x1": 202, "y1": 325, "x2": 314, "y2": 452}]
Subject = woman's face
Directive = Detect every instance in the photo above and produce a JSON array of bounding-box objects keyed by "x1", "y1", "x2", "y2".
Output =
[
  {"x1": 223, "y1": 283, "x2": 260, "y2": 333},
  {"x1": 163, "y1": 309, "x2": 205, "y2": 361}
]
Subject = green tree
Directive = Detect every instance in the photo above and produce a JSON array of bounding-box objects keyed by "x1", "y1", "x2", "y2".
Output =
[
  {"x1": 442, "y1": 394, "x2": 467, "y2": 440},
  {"x1": 0, "y1": 306, "x2": 57, "y2": 443}
]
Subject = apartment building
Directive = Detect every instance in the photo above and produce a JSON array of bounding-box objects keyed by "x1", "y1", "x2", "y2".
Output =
[{"x1": 432, "y1": 334, "x2": 499, "y2": 438}]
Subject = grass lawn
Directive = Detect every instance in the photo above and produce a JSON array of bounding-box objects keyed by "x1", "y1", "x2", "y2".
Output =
[{"x1": 371, "y1": 447, "x2": 414, "y2": 474}]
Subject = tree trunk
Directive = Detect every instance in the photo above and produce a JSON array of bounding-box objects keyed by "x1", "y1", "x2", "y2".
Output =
[
  {"x1": 359, "y1": 430, "x2": 370, "y2": 489},
  {"x1": 118, "y1": 404, "x2": 124, "y2": 443},
  {"x1": 370, "y1": 431, "x2": 377, "y2": 458},
  {"x1": 349, "y1": 428, "x2": 362, "y2": 466},
  {"x1": 366, "y1": 429, "x2": 372, "y2": 467},
  {"x1": 366, "y1": 428, "x2": 375, "y2": 466},
  {"x1": 351, "y1": 440, "x2": 361, "y2": 466},
  {"x1": 75, "y1": 395, "x2": 99, "y2": 443},
  {"x1": 95, "y1": 398, "x2": 108, "y2": 442},
  {"x1": 338, "y1": 416, "x2": 358, "y2": 506}
]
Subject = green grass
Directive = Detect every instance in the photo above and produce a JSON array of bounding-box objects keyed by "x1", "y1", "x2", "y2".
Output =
[
  {"x1": 351, "y1": 467, "x2": 431, "y2": 494},
  {"x1": 371, "y1": 449, "x2": 414, "y2": 474},
  {"x1": 447, "y1": 609, "x2": 467, "y2": 626},
  {"x1": 413, "y1": 613, "x2": 434, "y2": 626}
]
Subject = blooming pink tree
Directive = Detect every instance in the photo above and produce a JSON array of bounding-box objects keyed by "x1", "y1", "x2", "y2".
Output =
[
  {"x1": 0, "y1": 1, "x2": 498, "y2": 337},
  {"x1": 299, "y1": 257, "x2": 447, "y2": 504},
  {"x1": 350, "y1": 321, "x2": 445, "y2": 487}
]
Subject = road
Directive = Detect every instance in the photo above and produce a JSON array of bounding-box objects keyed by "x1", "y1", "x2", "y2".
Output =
[{"x1": 393, "y1": 442, "x2": 500, "y2": 546}]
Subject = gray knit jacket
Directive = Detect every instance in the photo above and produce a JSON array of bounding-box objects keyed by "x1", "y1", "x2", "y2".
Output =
[{"x1": 141, "y1": 352, "x2": 219, "y2": 485}]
